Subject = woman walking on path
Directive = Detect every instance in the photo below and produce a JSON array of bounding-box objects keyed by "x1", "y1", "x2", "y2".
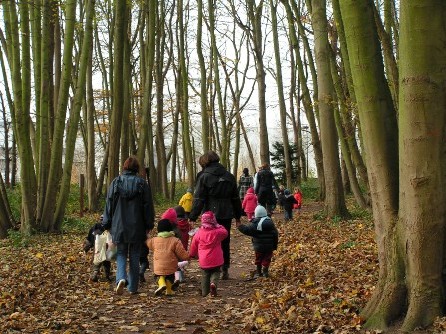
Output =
[
  {"x1": 238, "y1": 167, "x2": 254, "y2": 200},
  {"x1": 189, "y1": 151, "x2": 243, "y2": 280},
  {"x1": 102, "y1": 156, "x2": 155, "y2": 295},
  {"x1": 254, "y1": 164, "x2": 278, "y2": 215}
]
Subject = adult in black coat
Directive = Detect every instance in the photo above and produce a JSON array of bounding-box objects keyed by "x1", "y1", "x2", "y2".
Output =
[
  {"x1": 189, "y1": 151, "x2": 243, "y2": 279},
  {"x1": 254, "y1": 164, "x2": 278, "y2": 215}
]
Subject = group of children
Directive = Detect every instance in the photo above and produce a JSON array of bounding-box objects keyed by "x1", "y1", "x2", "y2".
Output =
[
  {"x1": 85, "y1": 185, "x2": 301, "y2": 297},
  {"x1": 242, "y1": 185, "x2": 303, "y2": 222}
]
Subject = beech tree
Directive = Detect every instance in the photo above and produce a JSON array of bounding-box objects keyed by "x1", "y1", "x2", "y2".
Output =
[{"x1": 339, "y1": 0, "x2": 446, "y2": 330}]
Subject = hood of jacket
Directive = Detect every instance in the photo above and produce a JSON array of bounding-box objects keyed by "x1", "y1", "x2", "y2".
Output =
[
  {"x1": 116, "y1": 171, "x2": 142, "y2": 199},
  {"x1": 204, "y1": 162, "x2": 227, "y2": 177},
  {"x1": 246, "y1": 187, "x2": 254, "y2": 194},
  {"x1": 251, "y1": 216, "x2": 275, "y2": 232}
]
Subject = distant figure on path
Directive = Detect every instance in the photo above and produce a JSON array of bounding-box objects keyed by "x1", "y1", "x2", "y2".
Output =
[
  {"x1": 242, "y1": 187, "x2": 258, "y2": 220},
  {"x1": 254, "y1": 164, "x2": 278, "y2": 215},
  {"x1": 238, "y1": 167, "x2": 254, "y2": 200}
]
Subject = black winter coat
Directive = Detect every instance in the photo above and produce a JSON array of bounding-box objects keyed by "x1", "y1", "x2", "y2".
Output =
[
  {"x1": 279, "y1": 194, "x2": 298, "y2": 211},
  {"x1": 102, "y1": 171, "x2": 155, "y2": 244},
  {"x1": 238, "y1": 217, "x2": 278, "y2": 253},
  {"x1": 254, "y1": 169, "x2": 278, "y2": 207},
  {"x1": 190, "y1": 162, "x2": 243, "y2": 221}
]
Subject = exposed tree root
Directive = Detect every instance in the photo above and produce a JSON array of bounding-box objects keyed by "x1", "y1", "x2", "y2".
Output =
[
  {"x1": 362, "y1": 282, "x2": 406, "y2": 331},
  {"x1": 400, "y1": 293, "x2": 442, "y2": 332}
]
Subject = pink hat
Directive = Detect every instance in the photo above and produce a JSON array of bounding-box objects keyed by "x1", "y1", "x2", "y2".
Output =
[
  {"x1": 201, "y1": 211, "x2": 217, "y2": 227},
  {"x1": 161, "y1": 208, "x2": 177, "y2": 223}
]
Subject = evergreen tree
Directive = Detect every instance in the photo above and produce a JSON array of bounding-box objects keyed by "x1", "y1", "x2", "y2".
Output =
[{"x1": 270, "y1": 141, "x2": 300, "y2": 185}]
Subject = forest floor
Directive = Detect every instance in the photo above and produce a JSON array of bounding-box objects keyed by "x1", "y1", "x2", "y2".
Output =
[{"x1": 1, "y1": 201, "x2": 446, "y2": 333}]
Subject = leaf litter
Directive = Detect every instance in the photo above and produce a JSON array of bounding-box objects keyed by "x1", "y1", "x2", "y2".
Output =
[{"x1": 1, "y1": 202, "x2": 445, "y2": 333}]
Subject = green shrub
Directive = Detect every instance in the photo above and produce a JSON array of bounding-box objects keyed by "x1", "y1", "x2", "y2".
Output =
[
  {"x1": 7, "y1": 229, "x2": 30, "y2": 248},
  {"x1": 5, "y1": 185, "x2": 21, "y2": 222},
  {"x1": 300, "y1": 178, "x2": 319, "y2": 201}
]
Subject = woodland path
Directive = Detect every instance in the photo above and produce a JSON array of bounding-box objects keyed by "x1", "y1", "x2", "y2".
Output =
[{"x1": 90, "y1": 213, "x2": 281, "y2": 334}]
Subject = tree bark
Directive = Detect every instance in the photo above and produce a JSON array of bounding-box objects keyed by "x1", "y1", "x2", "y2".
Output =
[
  {"x1": 339, "y1": 0, "x2": 402, "y2": 329},
  {"x1": 398, "y1": 1, "x2": 446, "y2": 330},
  {"x1": 310, "y1": 0, "x2": 347, "y2": 216}
]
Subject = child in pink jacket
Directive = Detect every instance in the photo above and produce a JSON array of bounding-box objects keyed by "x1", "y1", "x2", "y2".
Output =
[
  {"x1": 189, "y1": 211, "x2": 228, "y2": 297},
  {"x1": 242, "y1": 187, "x2": 258, "y2": 220}
]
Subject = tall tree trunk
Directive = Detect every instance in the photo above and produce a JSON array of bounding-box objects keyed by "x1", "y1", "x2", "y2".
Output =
[
  {"x1": 107, "y1": 0, "x2": 127, "y2": 184},
  {"x1": 208, "y1": 0, "x2": 228, "y2": 166},
  {"x1": 155, "y1": 0, "x2": 169, "y2": 197},
  {"x1": 6, "y1": 0, "x2": 37, "y2": 234},
  {"x1": 310, "y1": 0, "x2": 348, "y2": 217},
  {"x1": 339, "y1": 0, "x2": 401, "y2": 329},
  {"x1": 246, "y1": 0, "x2": 269, "y2": 165},
  {"x1": 270, "y1": 0, "x2": 292, "y2": 188},
  {"x1": 40, "y1": 0, "x2": 77, "y2": 230},
  {"x1": 197, "y1": 0, "x2": 209, "y2": 152},
  {"x1": 398, "y1": 1, "x2": 446, "y2": 330},
  {"x1": 282, "y1": 0, "x2": 325, "y2": 197},
  {"x1": 331, "y1": 57, "x2": 367, "y2": 208},
  {"x1": 54, "y1": 0, "x2": 95, "y2": 227},
  {"x1": 86, "y1": 31, "x2": 98, "y2": 211},
  {"x1": 177, "y1": 0, "x2": 193, "y2": 188}
]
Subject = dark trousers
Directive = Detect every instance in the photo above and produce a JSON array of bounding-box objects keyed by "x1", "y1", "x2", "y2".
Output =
[
  {"x1": 201, "y1": 266, "x2": 221, "y2": 296},
  {"x1": 92, "y1": 260, "x2": 111, "y2": 276},
  {"x1": 255, "y1": 251, "x2": 273, "y2": 267},
  {"x1": 139, "y1": 242, "x2": 149, "y2": 274},
  {"x1": 217, "y1": 218, "x2": 232, "y2": 269}
]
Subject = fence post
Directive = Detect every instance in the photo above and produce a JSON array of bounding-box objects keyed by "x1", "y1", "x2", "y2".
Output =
[{"x1": 79, "y1": 174, "x2": 85, "y2": 217}]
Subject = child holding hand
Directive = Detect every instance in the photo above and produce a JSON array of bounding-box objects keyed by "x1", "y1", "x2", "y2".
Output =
[
  {"x1": 238, "y1": 205, "x2": 278, "y2": 278},
  {"x1": 147, "y1": 219, "x2": 189, "y2": 296},
  {"x1": 189, "y1": 211, "x2": 228, "y2": 297}
]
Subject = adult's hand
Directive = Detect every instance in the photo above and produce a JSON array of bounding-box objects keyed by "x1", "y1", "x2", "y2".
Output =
[{"x1": 235, "y1": 219, "x2": 241, "y2": 228}]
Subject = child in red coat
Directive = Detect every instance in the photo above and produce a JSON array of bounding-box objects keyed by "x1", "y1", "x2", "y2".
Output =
[
  {"x1": 293, "y1": 187, "x2": 303, "y2": 213},
  {"x1": 242, "y1": 187, "x2": 258, "y2": 220}
]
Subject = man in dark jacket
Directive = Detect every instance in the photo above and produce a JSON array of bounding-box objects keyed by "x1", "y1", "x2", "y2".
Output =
[
  {"x1": 102, "y1": 156, "x2": 155, "y2": 295},
  {"x1": 189, "y1": 151, "x2": 243, "y2": 279},
  {"x1": 254, "y1": 164, "x2": 278, "y2": 215}
]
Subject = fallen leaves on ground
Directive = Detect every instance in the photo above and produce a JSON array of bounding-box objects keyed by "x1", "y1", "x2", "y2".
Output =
[{"x1": 1, "y1": 203, "x2": 445, "y2": 333}]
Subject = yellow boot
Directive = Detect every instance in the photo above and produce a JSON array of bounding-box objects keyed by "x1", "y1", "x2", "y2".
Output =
[
  {"x1": 165, "y1": 280, "x2": 175, "y2": 296},
  {"x1": 155, "y1": 276, "x2": 166, "y2": 296}
]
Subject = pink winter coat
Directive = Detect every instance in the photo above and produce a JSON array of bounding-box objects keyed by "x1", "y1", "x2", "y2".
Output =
[
  {"x1": 189, "y1": 224, "x2": 228, "y2": 269},
  {"x1": 242, "y1": 188, "x2": 258, "y2": 214}
]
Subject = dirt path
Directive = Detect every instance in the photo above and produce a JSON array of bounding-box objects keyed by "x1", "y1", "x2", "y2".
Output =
[{"x1": 88, "y1": 217, "x2": 272, "y2": 334}]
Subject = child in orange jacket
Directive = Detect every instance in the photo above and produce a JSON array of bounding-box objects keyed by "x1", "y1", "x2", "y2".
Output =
[{"x1": 146, "y1": 219, "x2": 189, "y2": 296}]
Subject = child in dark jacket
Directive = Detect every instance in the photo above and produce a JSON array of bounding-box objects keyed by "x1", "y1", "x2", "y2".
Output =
[
  {"x1": 238, "y1": 205, "x2": 278, "y2": 278},
  {"x1": 83, "y1": 217, "x2": 112, "y2": 282},
  {"x1": 279, "y1": 189, "x2": 298, "y2": 221}
]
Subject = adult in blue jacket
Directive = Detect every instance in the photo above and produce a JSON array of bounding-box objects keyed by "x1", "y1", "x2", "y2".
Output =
[{"x1": 102, "y1": 156, "x2": 155, "y2": 295}]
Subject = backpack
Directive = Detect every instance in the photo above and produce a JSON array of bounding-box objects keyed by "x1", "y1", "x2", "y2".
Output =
[{"x1": 208, "y1": 172, "x2": 234, "y2": 199}]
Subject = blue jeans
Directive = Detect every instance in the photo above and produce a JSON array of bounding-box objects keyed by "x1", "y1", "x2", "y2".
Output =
[{"x1": 116, "y1": 242, "x2": 141, "y2": 293}]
